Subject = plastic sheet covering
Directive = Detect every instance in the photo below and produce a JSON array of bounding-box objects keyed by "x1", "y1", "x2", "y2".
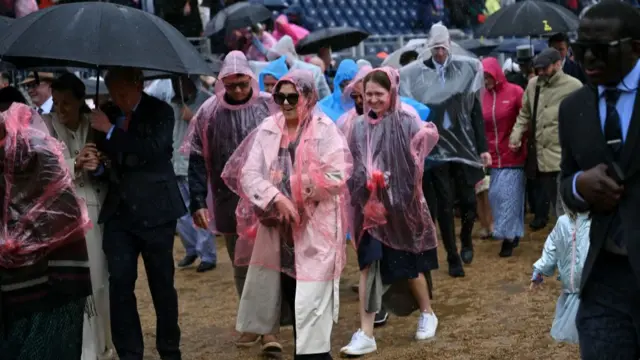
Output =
[
  {"x1": 318, "y1": 59, "x2": 358, "y2": 122},
  {"x1": 0, "y1": 103, "x2": 91, "y2": 269},
  {"x1": 399, "y1": 54, "x2": 484, "y2": 167},
  {"x1": 181, "y1": 50, "x2": 276, "y2": 234},
  {"x1": 221, "y1": 70, "x2": 353, "y2": 281},
  {"x1": 347, "y1": 67, "x2": 439, "y2": 253},
  {"x1": 338, "y1": 65, "x2": 430, "y2": 140}
]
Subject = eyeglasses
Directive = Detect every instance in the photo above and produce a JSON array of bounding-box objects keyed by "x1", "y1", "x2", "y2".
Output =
[
  {"x1": 571, "y1": 37, "x2": 631, "y2": 61},
  {"x1": 223, "y1": 81, "x2": 250, "y2": 91},
  {"x1": 273, "y1": 92, "x2": 299, "y2": 105},
  {"x1": 350, "y1": 93, "x2": 362, "y2": 101}
]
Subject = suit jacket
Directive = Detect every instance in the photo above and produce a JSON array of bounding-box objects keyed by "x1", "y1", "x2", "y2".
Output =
[
  {"x1": 563, "y1": 58, "x2": 586, "y2": 84},
  {"x1": 95, "y1": 93, "x2": 186, "y2": 229},
  {"x1": 558, "y1": 85, "x2": 640, "y2": 291}
]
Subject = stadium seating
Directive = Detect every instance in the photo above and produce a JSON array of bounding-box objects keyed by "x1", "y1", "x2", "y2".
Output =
[{"x1": 286, "y1": 0, "x2": 422, "y2": 35}]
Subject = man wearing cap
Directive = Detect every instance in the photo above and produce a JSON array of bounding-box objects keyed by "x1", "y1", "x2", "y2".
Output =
[
  {"x1": 506, "y1": 45, "x2": 536, "y2": 90},
  {"x1": 509, "y1": 48, "x2": 582, "y2": 236},
  {"x1": 21, "y1": 72, "x2": 54, "y2": 115}
]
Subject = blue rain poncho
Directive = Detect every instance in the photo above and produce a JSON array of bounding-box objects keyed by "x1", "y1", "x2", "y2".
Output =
[
  {"x1": 318, "y1": 59, "x2": 358, "y2": 122},
  {"x1": 258, "y1": 56, "x2": 289, "y2": 92}
]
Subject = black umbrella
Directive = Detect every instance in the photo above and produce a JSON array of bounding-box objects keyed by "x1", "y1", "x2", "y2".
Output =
[
  {"x1": 456, "y1": 38, "x2": 500, "y2": 57},
  {"x1": 204, "y1": 1, "x2": 272, "y2": 36},
  {"x1": 249, "y1": 0, "x2": 288, "y2": 10},
  {"x1": 0, "y1": 15, "x2": 12, "y2": 30},
  {"x1": 296, "y1": 27, "x2": 369, "y2": 55},
  {"x1": 476, "y1": 0, "x2": 579, "y2": 38},
  {"x1": 0, "y1": 2, "x2": 212, "y2": 75}
]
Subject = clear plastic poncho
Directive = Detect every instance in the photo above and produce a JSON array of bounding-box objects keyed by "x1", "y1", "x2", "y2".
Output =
[
  {"x1": 221, "y1": 70, "x2": 353, "y2": 281},
  {"x1": 399, "y1": 53, "x2": 485, "y2": 167},
  {"x1": 0, "y1": 103, "x2": 91, "y2": 269},
  {"x1": 181, "y1": 50, "x2": 277, "y2": 234},
  {"x1": 348, "y1": 67, "x2": 439, "y2": 253}
]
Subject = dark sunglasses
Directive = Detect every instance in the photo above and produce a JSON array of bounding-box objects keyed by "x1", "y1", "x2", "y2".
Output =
[
  {"x1": 571, "y1": 37, "x2": 631, "y2": 61},
  {"x1": 350, "y1": 93, "x2": 362, "y2": 101},
  {"x1": 224, "y1": 81, "x2": 250, "y2": 91},
  {"x1": 273, "y1": 92, "x2": 299, "y2": 105}
]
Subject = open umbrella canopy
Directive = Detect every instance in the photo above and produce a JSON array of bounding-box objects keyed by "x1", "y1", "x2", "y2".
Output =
[
  {"x1": 296, "y1": 27, "x2": 369, "y2": 55},
  {"x1": 0, "y1": 2, "x2": 213, "y2": 75},
  {"x1": 494, "y1": 38, "x2": 548, "y2": 54},
  {"x1": 476, "y1": 0, "x2": 579, "y2": 38},
  {"x1": 381, "y1": 39, "x2": 476, "y2": 69},
  {"x1": 249, "y1": 0, "x2": 288, "y2": 10},
  {"x1": 204, "y1": 1, "x2": 272, "y2": 36},
  {"x1": 0, "y1": 15, "x2": 12, "y2": 30},
  {"x1": 456, "y1": 38, "x2": 500, "y2": 56}
]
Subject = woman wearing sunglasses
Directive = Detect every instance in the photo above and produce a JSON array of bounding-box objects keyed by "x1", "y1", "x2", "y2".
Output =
[
  {"x1": 340, "y1": 67, "x2": 440, "y2": 356},
  {"x1": 222, "y1": 69, "x2": 352, "y2": 360}
]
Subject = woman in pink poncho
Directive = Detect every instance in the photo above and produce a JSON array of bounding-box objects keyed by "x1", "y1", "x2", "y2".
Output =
[
  {"x1": 222, "y1": 69, "x2": 352, "y2": 359},
  {"x1": 340, "y1": 67, "x2": 440, "y2": 356}
]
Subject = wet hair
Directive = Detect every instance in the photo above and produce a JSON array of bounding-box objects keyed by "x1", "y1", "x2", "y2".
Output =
[
  {"x1": 583, "y1": 0, "x2": 640, "y2": 40},
  {"x1": 105, "y1": 67, "x2": 144, "y2": 87},
  {"x1": 0, "y1": 86, "x2": 28, "y2": 111},
  {"x1": 548, "y1": 32, "x2": 569, "y2": 46},
  {"x1": 363, "y1": 70, "x2": 392, "y2": 92},
  {"x1": 274, "y1": 79, "x2": 314, "y2": 98},
  {"x1": 52, "y1": 73, "x2": 86, "y2": 101},
  {"x1": 51, "y1": 72, "x2": 91, "y2": 113},
  {"x1": 399, "y1": 50, "x2": 419, "y2": 66}
]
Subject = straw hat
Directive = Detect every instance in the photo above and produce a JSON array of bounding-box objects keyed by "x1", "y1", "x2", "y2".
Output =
[{"x1": 19, "y1": 72, "x2": 55, "y2": 85}]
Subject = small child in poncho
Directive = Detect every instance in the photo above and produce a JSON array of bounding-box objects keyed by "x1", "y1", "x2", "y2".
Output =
[{"x1": 530, "y1": 204, "x2": 591, "y2": 344}]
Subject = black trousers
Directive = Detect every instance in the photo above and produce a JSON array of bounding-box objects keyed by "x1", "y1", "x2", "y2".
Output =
[
  {"x1": 423, "y1": 163, "x2": 478, "y2": 262},
  {"x1": 281, "y1": 273, "x2": 332, "y2": 360},
  {"x1": 103, "y1": 218, "x2": 181, "y2": 360},
  {"x1": 577, "y1": 252, "x2": 640, "y2": 360},
  {"x1": 530, "y1": 171, "x2": 560, "y2": 222}
]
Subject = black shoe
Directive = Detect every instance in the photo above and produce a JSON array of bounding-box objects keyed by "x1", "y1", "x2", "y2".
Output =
[
  {"x1": 448, "y1": 256, "x2": 465, "y2": 278},
  {"x1": 529, "y1": 218, "x2": 547, "y2": 231},
  {"x1": 374, "y1": 308, "x2": 389, "y2": 327},
  {"x1": 196, "y1": 261, "x2": 216, "y2": 272},
  {"x1": 177, "y1": 255, "x2": 197, "y2": 268},
  {"x1": 512, "y1": 237, "x2": 520, "y2": 248},
  {"x1": 499, "y1": 240, "x2": 514, "y2": 257},
  {"x1": 460, "y1": 247, "x2": 474, "y2": 265}
]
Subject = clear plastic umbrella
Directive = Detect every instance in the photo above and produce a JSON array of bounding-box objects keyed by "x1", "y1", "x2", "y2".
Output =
[{"x1": 382, "y1": 39, "x2": 476, "y2": 69}]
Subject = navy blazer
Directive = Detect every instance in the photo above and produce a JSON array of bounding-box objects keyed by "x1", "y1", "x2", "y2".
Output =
[{"x1": 95, "y1": 93, "x2": 186, "y2": 229}]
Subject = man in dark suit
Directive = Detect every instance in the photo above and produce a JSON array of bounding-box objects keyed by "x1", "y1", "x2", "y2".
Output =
[
  {"x1": 90, "y1": 67, "x2": 186, "y2": 360},
  {"x1": 558, "y1": 2, "x2": 640, "y2": 358},
  {"x1": 548, "y1": 32, "x2": 587, "y2": 84}
]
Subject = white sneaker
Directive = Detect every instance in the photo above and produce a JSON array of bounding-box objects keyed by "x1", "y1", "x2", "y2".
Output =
[
  {"x1": 415, "y1": 311, "x2": 438, "y2": 340},
  {"x1": 340, "y1": 329, "x2": 377, "y2": 356}
]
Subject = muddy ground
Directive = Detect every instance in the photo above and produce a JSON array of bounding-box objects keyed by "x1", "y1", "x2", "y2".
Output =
[{"x1": 136, "y1": 216, "x2": 580, "y2": 360}]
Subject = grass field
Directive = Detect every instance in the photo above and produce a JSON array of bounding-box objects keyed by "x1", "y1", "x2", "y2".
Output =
[{"x1": 135, "y1": 217, "x2": 580, "y2": 360}]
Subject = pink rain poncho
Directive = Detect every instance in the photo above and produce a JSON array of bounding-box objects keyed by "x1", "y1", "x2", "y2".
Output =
[
  {"x1": 273, "y1": 14, "x2": 309, "y2": 45},
  {"x1": 182, "y1": 51, "x2": 275, "y2": 235},
  {"x1": 347, "y1": 67, "x2": 439, "y2": 253},
  {"x1": 221, "y1": 69, "x2": 353, "y2": 281},
  {"x1": 0, "y1": 103, "x2": 91, "y2": 268}
]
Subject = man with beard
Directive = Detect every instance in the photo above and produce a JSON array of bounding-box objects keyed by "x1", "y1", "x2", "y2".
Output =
[
  {"x1": 559, "y1": 1, "x2": 640, "y2": 357},
  {"x1": 509, "y1": 48, "x2": 581, "y2": 253},
  {"x1": 400, "y1": 23, "x2": 490, "y2": 277}
]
